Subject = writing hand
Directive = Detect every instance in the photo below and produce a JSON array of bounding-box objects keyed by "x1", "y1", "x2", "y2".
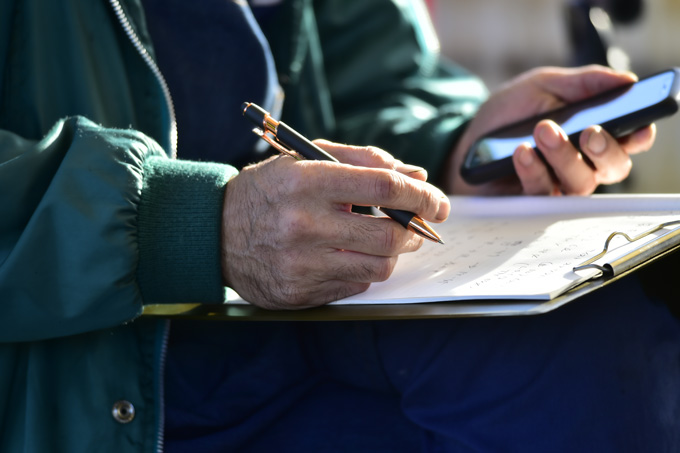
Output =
[
  {"x1": 220, "y1": 140, "x2": 449, "y2": 309},
  {"x1": 447, "y1": 65, "x2": 656, "y2": 196}
]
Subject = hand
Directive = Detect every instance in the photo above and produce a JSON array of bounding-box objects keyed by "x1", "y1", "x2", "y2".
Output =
[
  {"x1": 220, "y1": 140, "x2": 450, "y2": 309},
  {"x1": 446, "y1": 65, "x2": 656, "y2": 196}
]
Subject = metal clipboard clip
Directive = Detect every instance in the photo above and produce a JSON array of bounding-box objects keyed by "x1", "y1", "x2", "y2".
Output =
[{"x1": 573, "y1": 220, "x2": 680, "y2": 277}]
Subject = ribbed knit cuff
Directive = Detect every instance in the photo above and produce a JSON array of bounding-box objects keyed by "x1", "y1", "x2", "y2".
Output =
[{"x1": 136, "y1": 156, "x2": 238, "y2": 304}]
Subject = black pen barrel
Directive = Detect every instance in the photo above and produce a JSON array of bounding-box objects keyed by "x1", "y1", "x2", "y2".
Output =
[
  {"x1": 276, "y1": 122, "x2": 339, "y2": 162},
  {"x1": 380, "y1": 207, "x2": 413, "y2": 229},
  {"x1": 242, "y1": 102, "x2": 268, "y2": 127}
]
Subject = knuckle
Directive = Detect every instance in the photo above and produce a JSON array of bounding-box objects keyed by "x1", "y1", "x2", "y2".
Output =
[
  {"x1": 381, "y1": 225, "x2": 401, "y2": 253},
  {"x1": 365, "y1": 146, "x2": 392, "y2": 164},
  {"x1": 372, "y1": 171, "x2": 402, "y2": 201},
  {"x1": 277, "y1": 208, "x2": 312, "y2": 243},
  {"x1": 372, "y1": 257, "x2": 397, "y2": 282},
  {"x1": 284, "y1": 166, "x2": 312, "y2": 194},
  {"x1": 420, "y1": 188, "x2": 439, "y2": 215}
]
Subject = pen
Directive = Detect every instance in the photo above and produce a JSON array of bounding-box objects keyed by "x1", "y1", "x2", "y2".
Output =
[{"x1": 241, "y1": 102, "x2": 444, "y2": 244}]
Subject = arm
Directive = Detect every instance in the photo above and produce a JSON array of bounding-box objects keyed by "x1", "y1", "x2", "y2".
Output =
[
  {"x1": 0, "y1": 117, "x2": 235, "y2": 341},
  {"x1": 0, "y1": 115, "x2": 448, "y2": 332},
  {"x1": 313, "y1": 1, "x2": 654, "y2": 195}
]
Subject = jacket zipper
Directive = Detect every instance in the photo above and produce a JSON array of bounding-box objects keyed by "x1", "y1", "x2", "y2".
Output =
[
  {"x1": 108, "y1": 0, "x2": 178, "y2": 158},
  {"x1": 155, "y1": 320, "x2": 171, "y2": 453},
  {"x1": 107, "y1": 2, "x2": 175, "y2": 452}
]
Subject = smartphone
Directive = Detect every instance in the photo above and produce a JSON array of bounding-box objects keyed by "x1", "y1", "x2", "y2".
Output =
[{"x1": 461, "y1": 68, "x2": 680, "y2": 185}]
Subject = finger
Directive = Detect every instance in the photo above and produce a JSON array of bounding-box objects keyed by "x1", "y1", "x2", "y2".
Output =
[
  {"x1": 513, "y1": 142, "x2": 558, "y2": 195},
  {"x1": 392, "y1": 160, "x2": 428, "y2": 181},
  {"x1": 256, "y1": 279, "x2": 372, "y2": 310},
  {"x1": 326, "y1": 212, "x2": 425, "y2": 256},
  {"x1": 534, "y1": 120, "x2": 598, "y2": 195},
  {"x1": 271, "y1": 252, "x2": 401, "y2": 308},
  {"x1": 276, "y1": 203, "x2": 424, "y2": 257},
  {"x1": 616, "y1": 124, "x2": 656, "y2": 155},
  {"x1": 296, "y1": 160, "x2": 450, "y2": 222},
  {"x1": 314, "y1": 140, "x2": 429, "y2": 181},
  {"x1": 312, "y1": 250, "x2": 400, "y2": 284},
  {"x1": 535, "y1": 65, "x2": 638, "y2": 103},
  {"x1": 579, "y1": 126, "x2": 633, "y2": 185}
]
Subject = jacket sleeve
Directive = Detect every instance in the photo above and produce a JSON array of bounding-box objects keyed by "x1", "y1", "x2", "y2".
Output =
[
  {"x1": 315, "y1": 0, "x2": 488, "y2": 183},
  {"x1": 0, "y1": 116, "x2": 236, "y2": 342}
]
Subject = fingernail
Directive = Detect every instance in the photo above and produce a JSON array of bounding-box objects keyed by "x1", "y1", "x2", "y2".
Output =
[
  {"x1": 518, "y1": 145, "x2": 534, "y2": 167},
  {"x1": 436, "y1": 197, "x2": 450, "y2": 221},
  {"x1": 538, "y1": 122, "x2": 564, "y2": 149},
  {"x1": 622, "y1": 70, "x2": 639, "y2": 82},
  {"x1": 585, "y1": 126, "x2": 606, "y2": 154},
  {"x1": 399, "y1": 162, "x2": 427, "y2": 175}
]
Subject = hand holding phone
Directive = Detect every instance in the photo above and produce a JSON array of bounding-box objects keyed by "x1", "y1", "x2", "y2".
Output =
[{"x1": 461, "y1": 68, "x2": 680, "y2": 185}]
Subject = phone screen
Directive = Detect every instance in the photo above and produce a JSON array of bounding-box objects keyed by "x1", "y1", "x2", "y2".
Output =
[{"x1": 465, "y1": 70, "x2": 677, "y2": 169}]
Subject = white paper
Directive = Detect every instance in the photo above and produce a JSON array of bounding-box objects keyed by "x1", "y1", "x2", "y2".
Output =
[{"x1": 332, "y1": 195, "x2": 680, "y2": 305}]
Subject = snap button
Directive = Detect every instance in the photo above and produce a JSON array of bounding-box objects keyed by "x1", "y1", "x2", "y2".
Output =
[{"x1": 112, "y1": 400, "x2": 135, "y2": 424}]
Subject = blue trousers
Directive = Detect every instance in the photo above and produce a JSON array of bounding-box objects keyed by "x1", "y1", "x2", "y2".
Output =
[{"x1": 165, "y1": 274, "x2": 680, "y2": 452}]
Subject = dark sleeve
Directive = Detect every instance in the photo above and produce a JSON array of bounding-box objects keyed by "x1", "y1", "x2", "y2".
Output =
[
  {"x1": 316, "y1": 0, "x2": 488, "y2": 181},
  {"x1": 0, "y1": 116, "x2": 237, "y2": 341}
]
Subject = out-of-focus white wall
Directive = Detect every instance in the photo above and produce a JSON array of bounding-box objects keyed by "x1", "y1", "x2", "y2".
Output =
[{"x1": 431, "y1": 0, "x2": 680, "y2": 193}]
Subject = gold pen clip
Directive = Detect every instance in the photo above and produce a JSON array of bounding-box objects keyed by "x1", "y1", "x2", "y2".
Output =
[
  {"x1": 245, "y1": 102, "x2": 302, "y2": 160},
  {"x1": 251, "y1": 128, "x2": 302, "y2": 160}
]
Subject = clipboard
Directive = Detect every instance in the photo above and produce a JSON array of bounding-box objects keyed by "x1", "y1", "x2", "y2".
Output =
[{"x1": 143, "y1": 195, "x2": 680, "y2": 321}]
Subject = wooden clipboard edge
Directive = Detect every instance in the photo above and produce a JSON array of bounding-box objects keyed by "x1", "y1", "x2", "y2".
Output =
[{"x1": 142, "y1": 240, "x2": 680, "y2": 322}]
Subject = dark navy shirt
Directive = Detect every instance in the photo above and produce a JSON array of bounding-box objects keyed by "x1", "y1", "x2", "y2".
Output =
[{"x1": 141, "y1": 0, "x2": 282, "y2": 169}]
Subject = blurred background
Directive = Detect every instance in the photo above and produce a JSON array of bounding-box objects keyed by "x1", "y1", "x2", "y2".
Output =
[{"x1": 429, "y1": 0, "x2": 680, "y2": 193}]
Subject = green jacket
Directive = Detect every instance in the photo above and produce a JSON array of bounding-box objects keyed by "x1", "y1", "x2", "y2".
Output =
[{"x1": 0, "y1": 0, "x2": 486, "y2": 451}]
